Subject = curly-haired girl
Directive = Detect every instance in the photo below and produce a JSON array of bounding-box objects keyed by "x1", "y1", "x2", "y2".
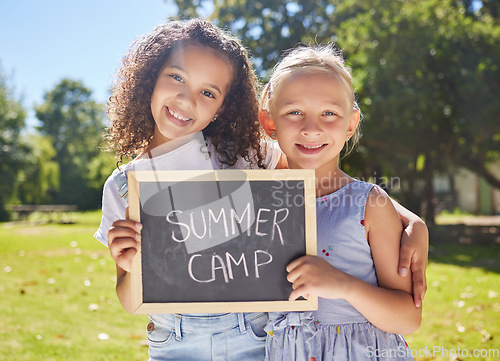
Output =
[
  {"x1": 106, "y1": 18, "x2": 277, "y2": 168},
  {"x1": 95, "y1": 18, "x2": 283, "y2": 360}
]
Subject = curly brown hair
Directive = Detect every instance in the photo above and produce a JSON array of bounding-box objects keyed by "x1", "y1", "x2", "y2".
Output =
[{"x1": 106, "y1": 18, "x2": 265, "y2": 168}]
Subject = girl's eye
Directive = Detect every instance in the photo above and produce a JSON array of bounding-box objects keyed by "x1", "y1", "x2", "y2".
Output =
[
  {"x1": 201, "y1": 90, "x2": 215, "y2": 99},
  {"x1": 323, "y1": 111, "x2": 337, "y2": 116},
  {"x1": 288, "y1": 110, "x2": 302, "y2": 115},
  {"x1": 170, "y1": 74, "x2": 184, "y2": 83}
]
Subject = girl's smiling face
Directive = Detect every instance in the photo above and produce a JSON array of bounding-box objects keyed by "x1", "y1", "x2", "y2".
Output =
[
  {"x1": 270, "y1": 72, "x2": 359, "y2": 175},
  {"x1": 149, "y1": 45, "x2": 232, "y2": 147}
]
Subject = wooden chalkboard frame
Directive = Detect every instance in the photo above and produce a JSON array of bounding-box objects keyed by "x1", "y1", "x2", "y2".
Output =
[{"x1": 128, "y1": 169, "x2": 317, "y2": 314}]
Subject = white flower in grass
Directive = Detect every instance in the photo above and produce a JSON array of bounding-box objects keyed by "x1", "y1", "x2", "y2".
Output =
[
  {"x1": 88, "y1": 303, "x2": 99, "y2": 311},
  {"x1": 98, "y1": 333, "x2": 110, "y2": 340},
  {"x1": 488, "y1": 290, "x2": 497, "y2": 299},
  {"x1": 460, "y1": 292, "x2": 475, "y2": 299},
  {"x1": 84, "y1": 279, "x2": 92, "y2": 287},
  {"x1": 48, "y1": 278, "x2": 56, "y2": 284}
]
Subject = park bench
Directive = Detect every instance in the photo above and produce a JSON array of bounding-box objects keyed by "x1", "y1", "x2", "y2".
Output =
[{"x1": 9, "y1": 204, "x2": 78, "y2": 223}]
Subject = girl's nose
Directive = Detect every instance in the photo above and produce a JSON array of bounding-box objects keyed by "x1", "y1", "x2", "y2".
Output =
[
  {"x1": 301, "y1": 116, "x2": 323, "y2": 136},
  {"x1": 176, "y1": 89, "x2": 195, "y2": 109}
]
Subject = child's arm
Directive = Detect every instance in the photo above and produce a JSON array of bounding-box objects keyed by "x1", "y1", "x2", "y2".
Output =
[
  {"x1": 391, "y1": 199, "x2": 429, "y2": 308},
  {"x1": 287, "y1": 187, "x2": 422, "y2": 335},
  {"x1": 107, "y1": 209, "x2": 142, "y2": 313},
  {"x1": 362, "y1": 187, "x2": 422, "y2": 333}
]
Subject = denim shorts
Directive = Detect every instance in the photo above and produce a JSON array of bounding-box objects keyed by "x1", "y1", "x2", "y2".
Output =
[{"x1": 147, "y1": 312, "x2": 268, "y2": 361}]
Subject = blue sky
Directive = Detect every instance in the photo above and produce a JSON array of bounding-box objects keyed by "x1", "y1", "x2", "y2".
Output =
[{"x1": 0, "y1": 0, "x2": 181, "y2": 127}]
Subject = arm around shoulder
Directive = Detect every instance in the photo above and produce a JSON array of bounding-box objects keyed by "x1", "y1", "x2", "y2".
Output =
[
  {"x1": 390, "y1": 198, "x2": 429, "y2": 307},
  {"x1": 390, "y1": 198, "x2": 429, "y2": 267}
]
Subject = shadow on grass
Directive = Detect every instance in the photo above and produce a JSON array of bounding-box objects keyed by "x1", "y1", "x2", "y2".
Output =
[{"x1": 429, "y1": 224, "x2": 500, "y2": 273}]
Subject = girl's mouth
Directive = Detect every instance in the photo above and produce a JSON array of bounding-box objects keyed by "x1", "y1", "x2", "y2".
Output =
[
  {"x1": 296, "y1": 143, "x2": 327, "y2": 154},
  {"x1": 166, "y1": 106, "x2": 193, "y2": 124}
]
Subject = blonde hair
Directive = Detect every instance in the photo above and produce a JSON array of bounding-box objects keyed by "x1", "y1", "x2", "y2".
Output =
[{"x1": 260, "y1": 44, "x2": 362, "y2": 158}]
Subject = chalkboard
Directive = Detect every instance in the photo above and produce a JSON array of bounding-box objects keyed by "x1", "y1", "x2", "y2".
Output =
[{"x1": 128, "y1": 169, "x2": 317, "y2": 314}]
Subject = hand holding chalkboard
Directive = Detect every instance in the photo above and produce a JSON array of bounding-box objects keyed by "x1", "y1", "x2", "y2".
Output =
[{"x1": 127, "y1": 169, "x2": 317, "y2": 314}]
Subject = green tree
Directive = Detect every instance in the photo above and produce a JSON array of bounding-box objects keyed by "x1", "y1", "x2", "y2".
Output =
[
  {"x1": 175, "y1": 0, "x2": 338, "y2": 76},
  {"x1": 14, "y1": 135, "x2": 60, "y2": 205},
  {"x1": 86, "y1": 150, "x2": 119, "y2": 194},
  {"x1": 337, "y1": 0, "x2": 500, "y2": 222},
  {"x1": 35, "y1": 79, "x2": 106, "y2": 209},
  {"x1": 172, "y1": 0, "x2": 500, "y2": 222},
  {"x1": 0, "y1": 70, "x2": 28, "y2": 220}
]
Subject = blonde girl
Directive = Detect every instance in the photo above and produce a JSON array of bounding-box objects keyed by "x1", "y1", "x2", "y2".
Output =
[{"x1": 259, "y1": 45, "x2": 423, "y2": 361}]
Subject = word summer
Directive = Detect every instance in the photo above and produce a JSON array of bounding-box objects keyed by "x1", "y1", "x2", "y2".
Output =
[{"x1": 165, "y1": 204, "x2": 290, "y2": 246}]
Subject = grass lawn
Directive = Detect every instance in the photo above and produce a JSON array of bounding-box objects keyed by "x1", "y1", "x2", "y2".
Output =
[
  {"x1": 404, "y1": 220, "x2": 500, "y2": 360},
  {"x1": 1, "y1": 211, "x2": 499, "y2": 360},
  {"x1": 0, "y1": 211, "x2": 149, "y2": 361}
]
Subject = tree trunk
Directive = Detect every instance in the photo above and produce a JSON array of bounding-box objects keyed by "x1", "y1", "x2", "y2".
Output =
[
  {"x1": 399, "y1": 175, "x2": 423, "y2": 217},
  {"x1": 423, "y1": 153, "x2": 436, "y2": 225}
]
